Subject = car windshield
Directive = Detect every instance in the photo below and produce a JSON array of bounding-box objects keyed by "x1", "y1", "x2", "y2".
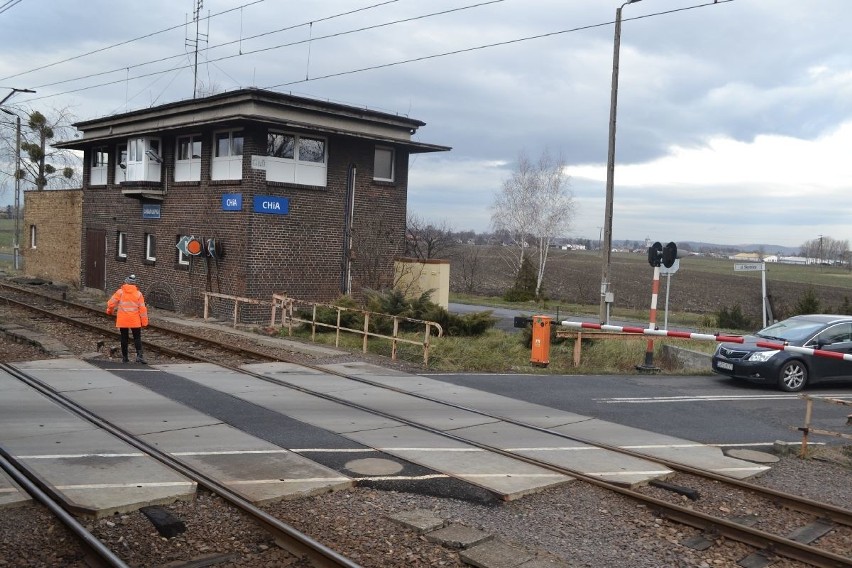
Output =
[{"x1": 756, "y1": 319, "x2": 824, "y2": 343}]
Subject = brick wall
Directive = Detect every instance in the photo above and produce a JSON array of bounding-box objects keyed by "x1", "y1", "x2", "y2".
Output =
[
  {"x1": 81, "y1": 122, "x2": 410, "y2": 322},
  {"x1": 22, "y1": 189, "x2": 83, "y2": 287}
]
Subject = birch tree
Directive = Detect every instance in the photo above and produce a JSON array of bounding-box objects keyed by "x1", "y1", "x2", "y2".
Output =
[{"x1": 490, "y1": 149, "x2": 574, "y2": 297}]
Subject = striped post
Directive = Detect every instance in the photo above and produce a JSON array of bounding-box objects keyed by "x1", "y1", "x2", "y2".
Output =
[{"x1": 639, "y1": 265, "x2": 661, "y2": 370}]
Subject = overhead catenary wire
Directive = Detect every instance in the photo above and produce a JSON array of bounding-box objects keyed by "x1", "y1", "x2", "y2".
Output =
[{"x1": 14, "y1": 1, "x2": 733, "y2": 107}]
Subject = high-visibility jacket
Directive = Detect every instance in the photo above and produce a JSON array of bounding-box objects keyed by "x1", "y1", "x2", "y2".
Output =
[{"x1": 106, "y1": 284, "x2": 149, "y2": 328}]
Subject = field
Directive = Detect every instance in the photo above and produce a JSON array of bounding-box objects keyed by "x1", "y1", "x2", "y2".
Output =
[{"x1": 447, "y1": 245, "x2": 852, "y2": 328}]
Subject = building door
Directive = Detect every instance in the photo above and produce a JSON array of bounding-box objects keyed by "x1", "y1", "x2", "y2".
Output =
[{"x1": 85, "y1": 228, "x2": 106, "y2": 290}]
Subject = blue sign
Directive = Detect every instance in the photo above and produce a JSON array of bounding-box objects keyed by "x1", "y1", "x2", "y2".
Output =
[
  {"x1": 253, "y1": 195, "x2": 289, "y2": 215},
  {"x1": 142, "y1": 204, "x2": 161, "y2": 219},
  {"x1": 222, "y1": 193, "x2": 242, "y2": 211}
]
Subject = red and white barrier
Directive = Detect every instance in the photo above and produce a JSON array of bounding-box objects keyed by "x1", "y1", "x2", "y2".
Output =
[{"x1": 560, "y1": 320, "x2": 852, "y2": 363}]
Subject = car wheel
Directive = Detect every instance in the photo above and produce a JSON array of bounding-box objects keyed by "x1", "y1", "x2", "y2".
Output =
[{"x1": 778, "y1": 360, "x2": 808, "y2": 392}]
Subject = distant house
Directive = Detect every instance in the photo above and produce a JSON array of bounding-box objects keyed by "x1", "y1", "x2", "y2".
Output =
[{"x1": 730, "y1": 252, "x2": 762, "y2": 261}]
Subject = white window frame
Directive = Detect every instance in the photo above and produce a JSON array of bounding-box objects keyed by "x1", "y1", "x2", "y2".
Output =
[
  {"x1": 212, "y1": 130, "x2": 244, "y2": 181},
  {"x1": 115, "y1": 143, "x2": 127, "y2": 183},
  {"x1": 373, "y1": 146, "x2": 395, "y2": 182},
  {"x1": 117, "y1": 231, "x2": 127, "y2": 259},
  {"x1": 265, "y1": 131, "x2": 327, "y2": 186},
  {"x1": 91, "y1": 146, "x2": 108, "y2": 186},
  {"x1": 30, "y1": 225, "x2": 37, "y2": 249},
  {"x1": 124, "y1": 137, "x2": 162, "y2": 182},
  {"x1": 176, "y1": 236, "x2": 189, "y2": 266},
  {"x1": 145, "y1": 233, "x2": 156, "y2": 262},
  {"x1": 175, "y1": 134, "x2": 202, "y2": 182}
]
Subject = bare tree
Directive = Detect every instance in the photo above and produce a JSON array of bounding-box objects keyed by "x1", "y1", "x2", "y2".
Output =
[
  {"x1": 0, "y1": 105, "x2": 80, "y2": 191},
  {"x1": 405, "y1": 214, "x2": 455, "y2": 260},
  {"x1": 490, "y1": 149, "x2": 575, "y2": 296},
  {"x1": 799, "y1": 236, "x2": 849, "y2": 265}
]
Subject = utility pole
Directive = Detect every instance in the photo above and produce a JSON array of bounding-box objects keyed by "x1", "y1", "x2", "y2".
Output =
[
  {"x1": 0, "y1": 87, "x2": 36, "y2": 271},
  {"x1": 599, "y1": 0, "x2": 642, "y2": 324}
]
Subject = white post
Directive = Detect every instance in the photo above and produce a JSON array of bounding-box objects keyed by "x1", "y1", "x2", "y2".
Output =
[
  {"x1": 761, "y1": 262, "x2": 767, "y2": 328},
  {"x1": 664, "y1": 271, "x2": 672, "y2": 330}
]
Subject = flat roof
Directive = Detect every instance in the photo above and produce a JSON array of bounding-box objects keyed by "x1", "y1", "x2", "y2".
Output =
[{"x1": 55, "y1": 88, "x2": 450, "y2": 154}]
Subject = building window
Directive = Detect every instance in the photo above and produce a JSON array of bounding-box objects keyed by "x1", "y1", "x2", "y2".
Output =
[
  {"x1": 116, "y1": 143, "x2": 127, "y2": 183},
  {"x1": 176, "y1": 236, "x2": 189, "y2": 266},
  {"x1": 176, "y1": 134, "x2": 202, "y2": 182},
  {"x1": 124, "y1": 137, "x2": 162, "y2": 182},
  {"x1": 117, "y1": 231, "x2": 127, "y2": 259},
  {"x1": 374, "y1": 146, "x2": 394, "y2": 182},
  {"x1": 90, "y1": 146, "x2": 109, "y2": 186},
  {"x1": 30, "y1": 225, "x2": 37, "y2": 249},
  {"x1": 265, "y1": 131, "x2": 327, "y2": 186},
  {"x1": 212, "y1": 130, "x2": 243, "y2": 181},
  {"x1": 145, "y1": 233, "x2": 157, "y2": 262}
]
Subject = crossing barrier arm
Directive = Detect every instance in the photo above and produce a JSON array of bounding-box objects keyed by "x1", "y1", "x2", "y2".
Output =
[{"x1": 559, "y1": 321, "x2": 852, "y2": 363}]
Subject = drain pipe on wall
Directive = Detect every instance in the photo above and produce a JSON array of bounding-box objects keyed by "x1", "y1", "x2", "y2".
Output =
[{"x1": 340, "y1": 162, "x2": 356, "y2": 295}]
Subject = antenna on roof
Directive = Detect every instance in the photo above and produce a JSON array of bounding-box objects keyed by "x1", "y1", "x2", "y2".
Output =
[{"x1": 186, "y1": 0, "x2": 208, "y2": 99}]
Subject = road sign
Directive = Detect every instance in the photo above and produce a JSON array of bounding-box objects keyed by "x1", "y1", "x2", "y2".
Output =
[
  {"x1": 659, "y1": 258, "x2": 680, "y2": 275},
  {"x1": 734, "y1": 263, "x2": 764, "y2": 272}
]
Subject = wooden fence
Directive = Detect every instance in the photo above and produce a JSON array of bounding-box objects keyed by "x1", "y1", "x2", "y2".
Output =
[{"x1": 271, "y1": 294, "x2": 442, "y2": 366}]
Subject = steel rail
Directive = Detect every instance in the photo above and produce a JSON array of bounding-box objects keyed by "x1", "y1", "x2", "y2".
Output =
[
  {"x1": 0, "y1": 446, "x2": 130, "y2": 568},
  {"x1": 0, "y1": 287, "x2": 280, "y2": 363},
  {"x1": 175, "y1": 361, "x2": 852, "y2": 567},
  {"x1": 0, "y1": 363, "x2": 362, "y2": 568}
]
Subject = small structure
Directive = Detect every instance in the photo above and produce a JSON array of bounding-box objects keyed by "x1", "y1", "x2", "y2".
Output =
[
  {"x1": 48, "y1": 88, "x2": 449, "y2": 318},
  {"x1": 394, "y1": 258, "x2": 450, "y2": 309}
]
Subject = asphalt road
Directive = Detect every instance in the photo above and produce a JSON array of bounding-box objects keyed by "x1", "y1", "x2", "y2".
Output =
[{"x1": 424, "y1": 371, "x2": 852, "y2": 448}]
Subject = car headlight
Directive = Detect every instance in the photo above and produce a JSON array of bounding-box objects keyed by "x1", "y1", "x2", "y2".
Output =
[{"x1": 748, "y1": 350, "x2": 780, "y2": 362}]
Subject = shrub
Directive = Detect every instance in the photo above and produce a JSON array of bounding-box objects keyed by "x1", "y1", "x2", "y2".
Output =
[
  {"x1": 715, "y1": 304, "x2": 752, "y2": 331},
  {"x1": 295, "y1": 295, "x2": 363, "y2": 333},
  {"x1": 793, "y1": 287, "x2": 821, "y2": 315},
  {"x1": 504, "y1": 256, "x2": 539, "y2": 302},
  {"x1": 364, "y1": 288, "x2": 497, "y2": 337},
  {"x1": 838, "y1": 296, "x2": 852, "y2": 316}
]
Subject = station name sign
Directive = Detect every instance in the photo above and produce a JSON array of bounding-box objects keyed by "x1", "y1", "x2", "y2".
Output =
[{"x1": 253, "y1": 195, "x2": 289, "y2": 215}]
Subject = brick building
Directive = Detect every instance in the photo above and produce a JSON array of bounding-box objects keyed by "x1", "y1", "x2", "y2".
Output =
[{"x1": 52, "y1": 88, "x2": 449, "y2": 317}]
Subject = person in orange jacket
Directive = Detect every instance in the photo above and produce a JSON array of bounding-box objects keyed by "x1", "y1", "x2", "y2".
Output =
[{"x1": 106, "y1": 274, "x2": 149, "y2": 364}]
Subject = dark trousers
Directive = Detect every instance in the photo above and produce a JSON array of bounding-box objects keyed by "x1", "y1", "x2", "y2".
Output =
[{"x1": 119, "y1": 327, "x2": 143, "y2": 360}]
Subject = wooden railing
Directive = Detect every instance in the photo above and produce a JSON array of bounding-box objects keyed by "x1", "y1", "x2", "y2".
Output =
[
  {"x1": 271, "y1": 294, "x2": 443, "y2": 366},
  {"x1": 797, "y1": 395, "x2": 852, "y2": 456},
  {"x1": 203, "y1": 292, "x2": 270, "y2": 327}
]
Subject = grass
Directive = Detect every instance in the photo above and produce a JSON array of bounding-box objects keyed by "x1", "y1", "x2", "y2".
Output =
[{"x1": 279, "y1": 322, "x2": 717, "y2": 375}]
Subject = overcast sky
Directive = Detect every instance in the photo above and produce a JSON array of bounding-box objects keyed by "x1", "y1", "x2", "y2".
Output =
[{"x1": 1, "y1": 0, "x2": 850, "y2": 248}]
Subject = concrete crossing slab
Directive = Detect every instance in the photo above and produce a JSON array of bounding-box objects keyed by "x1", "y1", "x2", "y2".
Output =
[
  {"x1": 160, "y1": 363, "x2": 573, "y2": 499},
  {"x1": 0, "y1": 469, "x2": 29, "y2": 508},
  {"x1": 321, "y1": 363, "x2": 772, "y2": 479},
  {"x1": 11, "y1": 360, "x2": 355, "y2": 505},
  {"x1": 548, "y1": 419, "x2": 771, "y2": 479},
  {"x1": 448, "y1": 422, "x2": 673, "y2": 486},
  {"x1": 0, "y1": 368, "x2": 196, "y2": 516}
]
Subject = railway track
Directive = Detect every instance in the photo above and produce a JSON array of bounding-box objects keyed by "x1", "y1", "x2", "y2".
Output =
[
  {"x1": 2, "y1": 280, "x2": 851, "y2": 567},
  {"x1": 1, "y1": 361, "x2": 362, "y2": 568}
]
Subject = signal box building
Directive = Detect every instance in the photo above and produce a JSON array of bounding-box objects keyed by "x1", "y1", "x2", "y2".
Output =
[{"x1": 55, "y1": 88, "x2": 449, "y2": 316}]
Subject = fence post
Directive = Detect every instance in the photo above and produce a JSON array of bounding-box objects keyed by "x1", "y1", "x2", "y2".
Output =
[
  {"x1": 203, "y1": 293, "x2": 209, "y2": 320},
  {"x1": 232, "y1": 299, "x2": 239, "y2": 328},
  {"x1": 423, "y1": 324, "x2": 431, "y2": 366},
  {"x1": 573, "y1": 332, "x2": 583, "y2": 367},
  {"x1": 363, "y1": 312, "x2": 370, "y2": 353},
  {"x1": 392, "y1": 317, "x2": 399, "y2": 361},
  {"x1": 800, "y1": 397, "x2": 814, "y2": 457},
  {"x1": 335, "y1": 308, "x2": 341, "y2": 347}
]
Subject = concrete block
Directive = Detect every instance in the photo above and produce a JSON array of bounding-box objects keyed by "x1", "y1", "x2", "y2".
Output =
[
  {"x1": 460, "y1": 540, "x2": 534, "y2": 568},
  {"x1": 425, "y1": 524, "x2": 492, "y2": 549},
  {"x1": 386, "y1": 509, "x2": 445, "y2": 533}
]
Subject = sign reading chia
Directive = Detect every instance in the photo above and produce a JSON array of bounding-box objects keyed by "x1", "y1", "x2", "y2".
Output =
[{"x1": 252, "y1": 195, "x2": 289, "y2": 215}]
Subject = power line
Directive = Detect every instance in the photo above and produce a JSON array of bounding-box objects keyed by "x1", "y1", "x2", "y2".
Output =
[
  {"x1": 22, "y1": 0, "x2": 505, "y2": 102},
  {"x1": 25, "y1": 0, "x2": 404, "y2": 92},
  {"x1": 18, "y1": 1, "x2": 733, "y2": 106},
  {"x1": 0, "y1": 0, "x2": 267, "y2": 83},
  {"x1": 0, "y1": 0, "x2": 23, "y2": 16}
]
